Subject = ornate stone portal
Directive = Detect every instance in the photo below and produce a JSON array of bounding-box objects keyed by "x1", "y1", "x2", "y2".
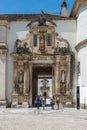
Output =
[
  {"x1": 12, "y1": 55, "x2": 30, "y2": 107},
  {"x1": 11, "y1": 13, "x2": 72, "y2": 107}
]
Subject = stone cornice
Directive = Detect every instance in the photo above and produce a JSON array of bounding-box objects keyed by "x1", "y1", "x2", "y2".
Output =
[
  {"x1": 0, "y1": 14, "x2": 76, "y2": 21},
  {"x1": 75, "y1": 39, "x2": 87, "y2": 52},
  {"x1": 70, "y1": 0, "x2": 87, "y2": 17}
]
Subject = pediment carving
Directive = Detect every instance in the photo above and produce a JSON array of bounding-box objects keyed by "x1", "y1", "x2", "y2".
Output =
[
  {"x1": 12, "y1": 16, "x2": 71, "y2": 56},
  {"x1": 27, "y1": 11, "x2": 56, "y2": 27},
  {"x1": 14, "y1": 38, "x2": 31, "y2": 55},
  {"x1": 54, "y1": 36, "x2": 69, "y2": 54}
]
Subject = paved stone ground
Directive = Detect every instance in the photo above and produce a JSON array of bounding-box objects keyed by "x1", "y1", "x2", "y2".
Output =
[{"x1": 0, "y1": 107, "x2": 87, "y2": 130}]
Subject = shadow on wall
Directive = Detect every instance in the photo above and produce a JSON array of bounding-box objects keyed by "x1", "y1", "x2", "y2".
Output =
[{"x1": 70, "y1": 53, "x2": 75, "y2": 91}]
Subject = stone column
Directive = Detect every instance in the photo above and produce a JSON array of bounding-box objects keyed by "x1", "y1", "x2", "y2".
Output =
[
  {"x1": 54, "y1": 63, "x2": 60, "y2": 95},
  {"x1": 14, "y1": 61, "x2": 18, "y2": 92},
  {"x1": 52, "y1": 65, "x2": 55, "y2": 96},
  {"x1": 12, "y1": 60, "x2": 18, "y2": 107},
  {"x1": 24, "y1": 62, "x2": 29, "y2": 94},
  {"x1": 29, "y1": 63, "x2": 32, "y2": 106},
  {"x1": 54, "y1": 55, "x2": 60, "y2": 96},
  {"x1": 0, "y1": 51, "x2": 7, "y2": 106},
  {"x1": 66, "y1": 55, "x2": 71, "y2": 95}
]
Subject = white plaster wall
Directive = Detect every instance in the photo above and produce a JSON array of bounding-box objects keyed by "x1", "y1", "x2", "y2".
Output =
[
  {"x1": 55, "y1": 20, "x2": 77, "y2": 101},
  {"x1": 77, "y1": 6, "x2": 87, "y2": 43},
  {"x1": 78, "y1": 47, "x2": 87, "y2": 104},
  {"x1": 0, "y1": 55, "x2": 6, "y2": 100},
  {"x1": 54, "y1": 20, "x2": 77, "y2": 51},
  {"x1": 77, "y1": 6, "x2": 87, "y2": 104},
  {"x1": 7, "y1": 21, "x2": 29, "y2": 102}
]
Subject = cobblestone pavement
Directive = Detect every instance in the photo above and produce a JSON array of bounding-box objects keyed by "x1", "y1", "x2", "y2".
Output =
[{"x1": 0, "y1": 107, "x2": 87, "y2": 130}]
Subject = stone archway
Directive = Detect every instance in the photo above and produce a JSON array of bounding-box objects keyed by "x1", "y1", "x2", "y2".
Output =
[{"x1": 32, "y1": 66, "x2": 52, "y2": 105}]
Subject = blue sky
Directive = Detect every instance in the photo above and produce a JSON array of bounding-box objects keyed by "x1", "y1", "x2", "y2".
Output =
[{"x1": 0, "y1": 0, "x2": 75, "y2": 15}]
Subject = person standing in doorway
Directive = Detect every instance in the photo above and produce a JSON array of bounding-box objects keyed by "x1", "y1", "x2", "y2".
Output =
[
  {"x1": 50, "y1": 96, "x2": 55, "y2": 109},
  {"x1": 35, "y1": 95, "x2": 41, "y2": 109},
  {"x1": 42, "y1": 96, "x2": 46, "y2": 110},
  {"x1": 56, "y1": 96, "x2": 60, "y2": 110}
]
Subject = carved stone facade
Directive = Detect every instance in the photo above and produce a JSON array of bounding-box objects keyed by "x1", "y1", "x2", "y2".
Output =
[
  {"x1": 11, "y1": 18, "x2": 72, "y2": 107},
  {"x1": 12, "y1": 55, "x2": 30, "y2": 107},
  {"x1": 0, "y1": 0, "x2": 87, "y2": 108}
]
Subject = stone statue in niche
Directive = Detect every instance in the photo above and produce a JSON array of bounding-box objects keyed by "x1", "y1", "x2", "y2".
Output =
[
  {"x1": 18, "y1": 70, "x2": 24, "y2": 83},
  {"x1": 60, "y1": 83, "x2": 66, "y2": 93},
  {"x1": 60, "y1": 70, "x2": 66, "y2": 93},
  {"x1": 61, "y1": 70, "x2": 66, "y2": 83},
  {"x1": 39, "y1": 35, "x2": 45, "y2": 51}
]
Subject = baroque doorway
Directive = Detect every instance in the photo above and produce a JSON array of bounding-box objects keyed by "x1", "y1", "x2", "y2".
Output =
[{"x1": 32, "y1": 66, "x2": 52, "y2": 105}]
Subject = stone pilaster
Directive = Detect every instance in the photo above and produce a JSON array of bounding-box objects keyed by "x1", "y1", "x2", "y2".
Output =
[
  {"x1": 29, "y1": 63, "x2": 32, "y2": 106},
  {"x1": 24, "y1": 62, "x2": 29, "y2": 94},
  {"x1": 0, "y1": 49, "x2": 7, "y2": 107},
  {"x1": 54, "y1": 63, "x2": 60, "y2": 95},
  {"x1": 54, "y1": 56, "x2": 60, "y2": 95},
  {"x1": 66, "y1": 55, "x2": 71, "y2": 95},
  {"x1": 14, "y1": 61, "x2": 18, "y2": 92},
  {"x1": 52, "y1": 65, "x2": 55, "y2": 96}
]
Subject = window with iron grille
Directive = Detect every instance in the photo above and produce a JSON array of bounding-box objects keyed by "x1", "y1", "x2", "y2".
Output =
[
  {"x1": 33, "y1": 34, "x2": 37, "y2": 46},
  {"x1": 47, "y1": 34, "x2": 51, "y2": 46},
  {"x1": 0, "y1": 26, "x2": 6, "y2": 43}
]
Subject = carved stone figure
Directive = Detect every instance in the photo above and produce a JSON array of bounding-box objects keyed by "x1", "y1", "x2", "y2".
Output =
[
  {"x1": 16, "y1": 39, "x2": 21, "y2": 48},
  {"x1": 27, "y1": 11, "x2": 56, "y2": 27},
  {"x1": 54, "y1": 45, "x2": 59, "y2": 54},
  {"x1": 18, "y1": 70, "x2": 24, "y2": 83},
  {"x1": 61, "y1": 70, "x2": 66, "y2": 83},
  {"x1": 15, "y1": 39, "x2": 30, "y2": 54},
  {"x1": 42, "y1": 79, "x2": 48, "y2": 87},
  {"x1": 38, "y1": 11, "x2": 46, "y2": 26},
  {"x1": 18, "y1": 84, "x2": 23, "y2": 94},
  {"x1": 39, "y1": 35, "x2": 45, "y2": 51},
  {"x1": 60, "y1": 83, "x2": 66, "y2": 93}
]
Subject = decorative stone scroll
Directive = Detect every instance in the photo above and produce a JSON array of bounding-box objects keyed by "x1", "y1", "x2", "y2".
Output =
[
  {"x1": 15, "y1": 39, "x2": 30, "y2": 54},
  {"x1": 54, "y1": 38, "x2": 69, "y2": 54}
]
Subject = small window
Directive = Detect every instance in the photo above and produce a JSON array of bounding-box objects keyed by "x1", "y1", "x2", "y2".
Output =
[
  {"x1": 0, "y1": 26, "x2": 6, "y2": 43},
  {"x1": 47, "y1": 34, "x2": 51, "y2": 46},
  {"x1": 33, "y1": 34, "x2": 37, "y2": 46}
]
